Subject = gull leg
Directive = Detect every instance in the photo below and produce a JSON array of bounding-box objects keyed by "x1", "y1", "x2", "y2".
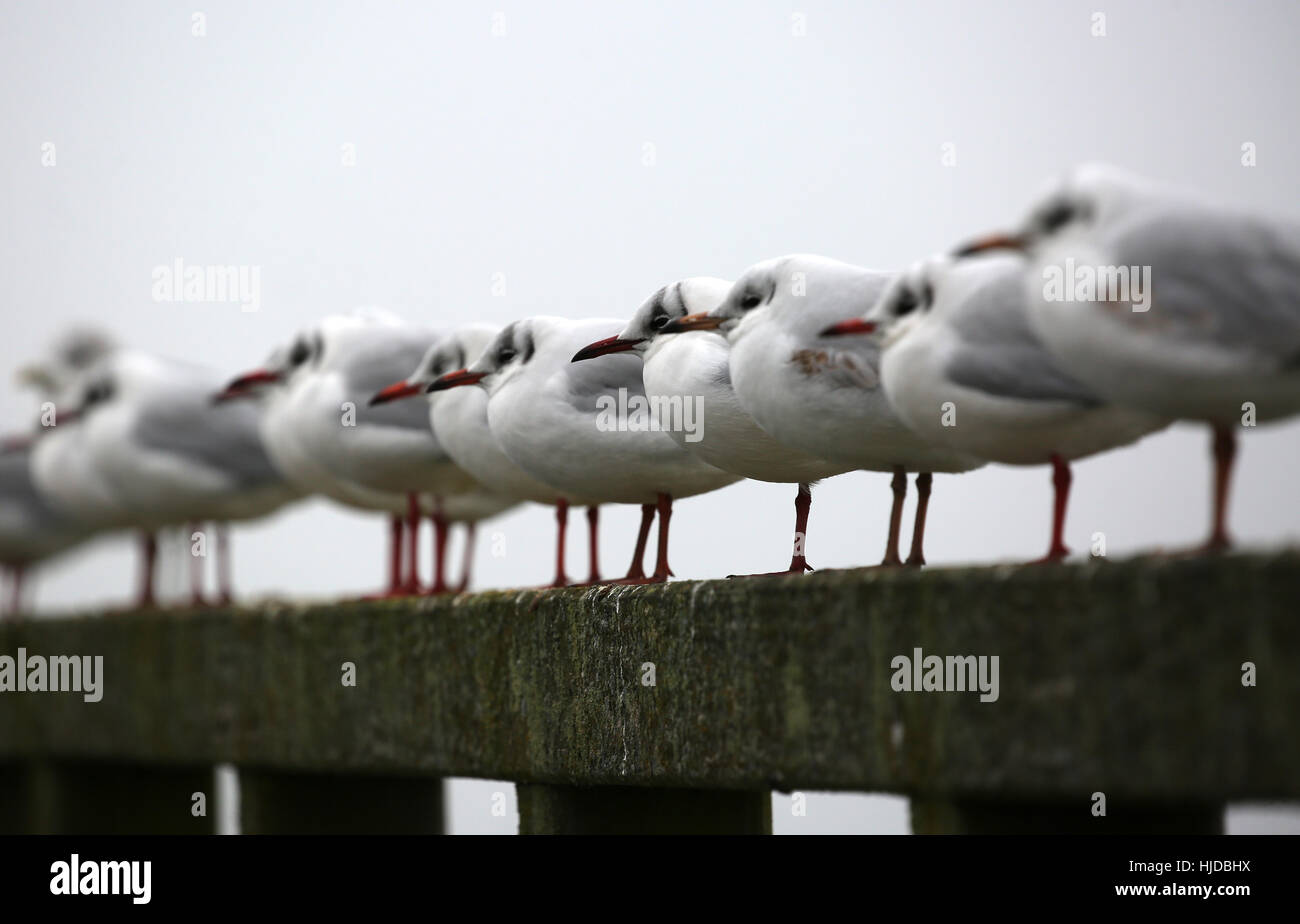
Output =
[
  {"x1": 648, "y1": 492, "x2": 674, "y2": 583},
  {"x1": 879, "y1": 467, "x2": 907, "y2": 566},
  {"x1": 549, "y1": 499, "x2": 570, "y2": 588},
  {"x1": 428, "y1": 499, "x2": 450, "y2": 595},
  {"x1": 457, "y1": 522, "x2": 477, "y2": 593},
  {"x1": 188, "y1": 521, "x2": 205, "y2": 607},
  {"x1": 727, "y1": 483, "x2": 816, "y2": 579},
  {"x1": 585, "y1": 506, "x2": 601, "y2": 584},
  {"x1": 620, "y1": 503, "x2": 655, "y2": 581},
  {"x1": 1030, "y1": 456, "x2": 1072, "y2": 564},
  {"x1": 1204, "y1": 425, "x2": 1236, "y2": 553},
  {"x1": 138, "y1": 530, "x2": 158, "y2": 609},
  {"x1": 403, "y1": 492, "x2": 422, "y2": 594},
  {"x1": 216, "y1": 522, "x2": 233, "y2": 605},
  {"x1": 904, "y1": 473, "x2": 933, "y2": 567},
  {"x1": 386, "y1": 515, "x2": 403, "y2": 595}
]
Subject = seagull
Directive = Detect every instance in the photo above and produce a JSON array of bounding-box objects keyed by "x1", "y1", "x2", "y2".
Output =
[
  {"x1": 371, "y1": 324, "x2": 603, "y2": 587},
  {"x1": 38, "y1": 350, "x2": 298, "y2": 608},
  {"x1": 221, "y1": 312, "x2": 515, "y2": 595},
  {"x1": 667, "y1": 255, "x2": 985, "y2": 567},
  {"x1": 573, "y1": 278, "x2": 853, "y2": 576},
  {"x1": 428, "y1": 316, "x2": 740, "y2": 583},
  {"x1": 954, "y1": 163, "x2": 1300, "y2": 550},
  {"x1": 830, "y1": 252, "x2": 1168, "y2": 562},
  {"x1": 0, "y1": 437, "x2": 91, "y2": 617}
]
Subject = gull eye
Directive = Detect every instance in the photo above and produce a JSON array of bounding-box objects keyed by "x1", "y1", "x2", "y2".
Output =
[
  {"x1": 289, "y1": 339, "x2": 310, "y2": 366},
  {"x1": 739, "y1": 291, "x2": 763, "y2": 311},
  {"x1": 649, "y1": 314, "x2": 669, "y2": 330},
  {"x1": 894, "y1": 289, "x2": 919, "y2": 318},
  {"x1": 1040, "y1": 201, "x2": 1075, "y2": 234},
  {"x1": 497, "y1": 346, "x2": 517, "y2": 364}
]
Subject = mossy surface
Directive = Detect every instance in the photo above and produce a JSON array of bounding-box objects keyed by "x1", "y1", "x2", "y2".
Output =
[{"x1": 1, "y1": 553, "x2": 1296, "y2": 799}]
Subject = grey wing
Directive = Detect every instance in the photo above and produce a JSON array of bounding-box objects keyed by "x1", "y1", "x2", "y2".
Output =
[
  {"x1": 132, "y1": 391, "x2": 285, "y2": 489},
  {"x1": 561, "y1": 350, "x2": 648, "y2": 414},
  {"x1": 1111, "y1": 205, "x2": 1300, "y2": 362},
  {"x1": 347, "y1": 331, "x2": 440, "y2": 433},
  {"x1": 946, "y1": 269, "x2": 1103, "y2": 405}
]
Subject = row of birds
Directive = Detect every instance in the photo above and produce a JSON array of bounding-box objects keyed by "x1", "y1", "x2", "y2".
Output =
[{"x1": 3, "y1": 163, "x2": 1297, "y2": 614}]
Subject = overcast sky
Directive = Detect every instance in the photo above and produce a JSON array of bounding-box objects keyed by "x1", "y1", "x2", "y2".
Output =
[{"x1": 4, "y1": 0, "x2": 1297, "y2": 834}]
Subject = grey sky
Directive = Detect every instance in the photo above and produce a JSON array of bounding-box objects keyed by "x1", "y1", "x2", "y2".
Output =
[{"x1": 4, "y1": 0, "x2": 1298, "y2": 833}]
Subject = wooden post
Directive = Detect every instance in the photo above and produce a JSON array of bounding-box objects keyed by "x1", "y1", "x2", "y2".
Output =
[
  {"x1": 18, "y1": 759, "x2": 217, "y2": 834},
  {"x1": 239, "y1": 769, "x2": 444, "y2": 834},
  {"x1": 910, "y1": 797, "x2": 1224, "y2": 834},
  {"x1": 517, "y1": 784, "x2": 771, "y2": 835}
]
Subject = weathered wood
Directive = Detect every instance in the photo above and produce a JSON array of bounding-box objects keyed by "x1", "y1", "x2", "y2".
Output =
[
  {"x1": 0, "y1": 553, "x2": 1297, "y2": 805},
  {"x1": 910, "y1": 797, "x2": 1224, "y2": 834},
  {"x1": 11, "y1": 760, "x2": 216, "y2": 834},
  {"x1": 239, "y1": 769, "x2": 444, "y2": 834},
  {"x1": 518, "y1": 784, "x2": 771, "y2": 834}
]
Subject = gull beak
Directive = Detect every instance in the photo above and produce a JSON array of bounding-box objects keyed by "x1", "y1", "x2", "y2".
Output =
[
  {"x1": 952, "y1": 232, "x2": 1026, "y2": 257},
  {"x1": 427, "y1": 368, "x2": 486, "y2": 392},
  {"x1": 212, "y1": 369, "x2": 280, "y2": 404},
  {"x1": 369, "y1": 380, "x2": 424, "y2": 406},
  {"x1": 571, "y1": 336, "x2": 645, "y2": 363},
  {"x1": 15, "y1": 364, "x2": 54, "y2": 390},
  {"x1": 659, "y1": 312, "x2": 725, "y2": 334},
  {"x1": 819, "y1": 318, "x2": 877, "y2": 337}
]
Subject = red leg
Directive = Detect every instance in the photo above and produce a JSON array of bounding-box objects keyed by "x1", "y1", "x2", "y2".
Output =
[
  {"x1": 1205, "y1": 425, "x2": 1236, "y2": 552},
  {"x1": 585, "y1": 506, "x2": 601, "y2": 584},
  {"x1": 137, "y1": 531, "x2": 158, "y2": 609},
  {"x1": 403, "y1": 492, "x2": 422, "y2": 594},
  {"x1": 428, "y1": 502, "x2": 450, "y2": 595},
  {"x1": 1031, "y1": 455, "x2": 1072, "y2": 563},
  {"x1": 648, "y1": 492, "x2": 674, "y2": 582},
  {"x1": 386, "y1": 515, "x2": 403, "y2": 595},
  {"x1": 457, "y1": 522, "x2": 477, "y2": 593},
  {"x1": 727, "y1": 483, "x2": 816, "y2": 578},
  {"x1": 904, "y1": 473, "x2": 933, "y2": 567},
  {"x1": 550, "y1": 499, "x2": 570, "y2": 588},
  {"x1": 216, "y1": 522, "x2": 232, "y2": 606},
  {"x1": 6, "y1": 564, "x2": 25, "y2": 618},
  {"x1": 879, "y1": 467, "x2": 907, "y2": 566},
  {"x1": 619, "y1": 503, "x2": 655, "y2": 581},
  {"x1": 189, "y1": 521, "x2": 205, "y2": 607}
]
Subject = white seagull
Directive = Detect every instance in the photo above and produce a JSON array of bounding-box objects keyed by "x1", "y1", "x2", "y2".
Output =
[
  {"x1": 38, "y1": 350, "x2": 299, "y2": 607},
  {"x1": 674, "y1": 255, "x2": 985, "y2": 567},
  {"x1": 833, "y1": 252, "x2": 1168, "y2": 561},
  {"x1": 428, "y1": 316, "x2": 740, "y2": 583},
  {"x1": 573, "y1": 278, "x2": 853, "y2": 576},
  {"x1": 371, "y1": 324, "x2": 604, "y2": 587},
  {"x1": 955, "y1": 163, "x2": 1300, "y2": 550},
  {"x1": 221, "y1": 312, "x2": 515, "y2": 595},
  {"x1": 0, "y1": 437, "x2": 92, "y2": 617}
]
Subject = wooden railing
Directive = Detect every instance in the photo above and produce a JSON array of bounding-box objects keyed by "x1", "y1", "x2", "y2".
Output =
[{"x1": 1, "y1": 552, "x2": 1297, "y2": 834}]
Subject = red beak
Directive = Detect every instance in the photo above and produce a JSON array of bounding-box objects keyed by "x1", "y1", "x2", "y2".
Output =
[
  {"x1": 571, "y1": 336, "x2": 644, "y2": 363},
  {"x1": 369, "y1": 380, "x2": 424, "y2": 406},
  {"x1": 951, "y1": 232, "x2": 1026, "y2": 258},
  {"x1": 214, "y1": 369, "x2": 280, "y2": 403},
  {"x1": 819, "y1": 318, "x2": 877, "y2": 337},
  {"x1": 660, "y1": 312, "x2": 725, "y2": 334},
  {"x1": 426, "y1": 368, "x2": 486, "y2": 392}
]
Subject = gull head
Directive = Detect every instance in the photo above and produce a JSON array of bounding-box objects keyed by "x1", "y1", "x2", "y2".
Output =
[
  {"x1": 372, "y1": 324, "x2": 500, "y2": 406},
  {"x1": 575, "y1": 278, "x2": 733, "y2": 361},
  {"x1": 954, "y1": 162, "x2": 1151, "y2": 258},
  {"x1": 428, "y1": 319, "x2": 539, "y2": 396}
]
